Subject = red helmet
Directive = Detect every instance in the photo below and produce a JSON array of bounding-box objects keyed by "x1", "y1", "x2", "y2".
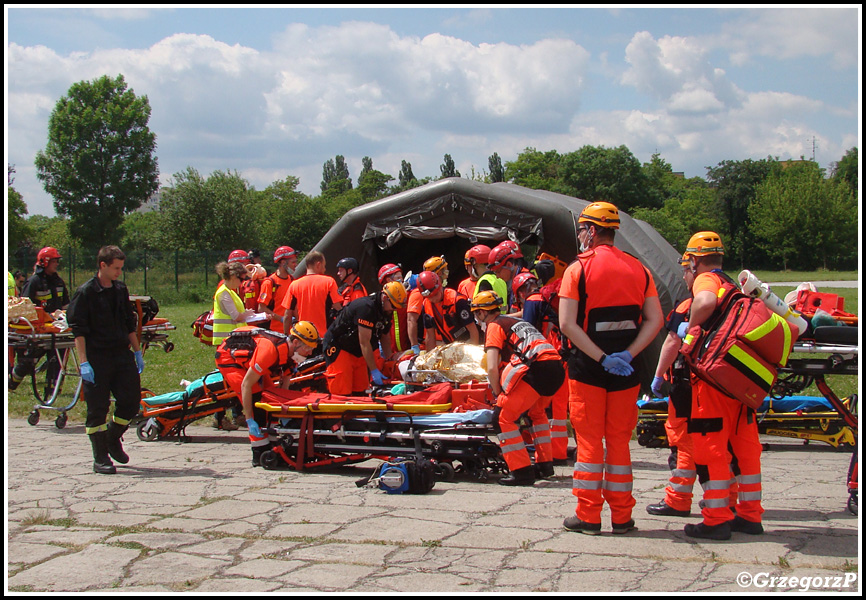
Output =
[
  {"x1": 377, "y1": 263, "x2": 402, "y2": 284},
  {"x1": 36, "y1": 247, "x2": 62, "y2": 268},
  {"x1": 498, "y1": 240, "x2": 523, "y2": 258},
  {"x1": 464, "y1": 244, "x2": 491, "y2": 266},
  {"x1": 274, "y1": 246, "x2": 297, "y2": 264},
  {"x1": 487, "y1": 244, "x2": 518, "y2": 270},
  {"x1": 417, "y1": 270, "x2": 441, "y2": 297},
  {"x1": 228, "y1": 249, "x2": 250, "y2": 265},
  {"x1": 512, "y1": 272, "x2": 538, "y2": 296}
]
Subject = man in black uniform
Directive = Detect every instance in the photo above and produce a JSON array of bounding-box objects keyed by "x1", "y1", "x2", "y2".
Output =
[
  {"x1": 9, "y1": 247, "x2": 70, "y2": 394},
  {"x1": 323, "y1": 281, "x2": 407, "y2": 395},
  {"x1": 67, "y1": 246, "x2": 144, "y2": 474}
]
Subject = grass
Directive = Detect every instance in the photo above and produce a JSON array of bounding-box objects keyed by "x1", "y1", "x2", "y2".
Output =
[{"x1": 7, "y1": 272, "x2": 859, "y2": 421}]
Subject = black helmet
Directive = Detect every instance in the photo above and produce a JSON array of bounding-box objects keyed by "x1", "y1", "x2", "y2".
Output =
[{"x1": 336, "y1": 257, "x2": 359, "y2": 273}]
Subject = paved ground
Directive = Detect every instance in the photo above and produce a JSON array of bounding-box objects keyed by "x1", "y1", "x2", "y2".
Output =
[{"x1": 6, "y1": 419, "x2": 860, "y2": 593}]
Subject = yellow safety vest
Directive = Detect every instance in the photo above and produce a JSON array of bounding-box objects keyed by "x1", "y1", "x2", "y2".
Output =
[{"x1": 212, "y1": 283, "x2": 245, "y2": 344}]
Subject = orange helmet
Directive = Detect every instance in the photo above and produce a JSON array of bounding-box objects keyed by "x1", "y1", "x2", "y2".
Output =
[
  {"x1": 36, "y1": 247, "x2": 62, "y2": 268},
  {"x1": 464, "y1": 244, "x2": 491, "y2": 266},
  {"x1": 470, "y1": 291, "x2": 504, "y2": 312},
  {"x1": 290, "y1": 321, "x2": 320, "y2": 348},
  {"x1": 423, "y1": 255, "x2": 448, "y2": 276},
  {"x1": 383, "y1": 281, "x2": 408, "y2": 309},
  {"x1": 686, "y1": 231, "x2": 724, "y2": 256},
  {"x1": 578, "y1": 201, "x2": 620, "y2": 229},
  {"x1": 228, "y1": 249, "x2": 250, "y2": 265}
]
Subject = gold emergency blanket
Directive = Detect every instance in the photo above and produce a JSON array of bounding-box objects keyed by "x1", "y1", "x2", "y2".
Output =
[
  {"x1": 412, "y1": 342, "x2": 488, "y2": 384},
  {"x1": 7, "y1": 297, "x2": 37, "y2": 322}
]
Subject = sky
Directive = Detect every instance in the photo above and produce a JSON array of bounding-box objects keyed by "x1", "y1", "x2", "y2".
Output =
[{"x1": 5, "y1": 5, "x2": 862, "y2": 217}]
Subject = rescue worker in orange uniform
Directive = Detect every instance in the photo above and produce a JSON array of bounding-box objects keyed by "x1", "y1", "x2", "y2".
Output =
[
  {"x1": 485, "y1": 243, "x2": 524, "y2": 315},
  {"x1": 216, "y1": 322, "x2": 320, "y2": 466},
  {"x1": 559, "y1": 201, "x2": 664, "y2": 535},
  {"x1": 378, "y1": 264, "x2": 411, "y2": 355},
  {"x1": 406, "y1": 256, "x2": 448, "y2": 355},
  {"x1": 681, "y1": 231, "x2": 765, "y2": 540},
  {"x1": 282, "y1": 251, "x2": 342, "y2": 338},
  {"x1": 472, "y1": 290, "x2": 565, "y2": 486},
  {"x1": 323, "y1": 282, "x2": 408, "y2": 395},
  {"x1": 257, "y1": 246, "x2": 298, "y2": 332},
  {"x1": 515, "y1": 271, "x2": 570, "y2": 465},
  {"x1": 336, "y1": 257, "x2": 368, "y2": 305},
  {"x1": 646, "y1": 252, "x2": 697, "y2": 517},
  {"x1": 458, "y1": 245, "x2": 490, "y2": 300},
  {"x1": 418, "y1": 270, "x2": 479, "y2": 347}
]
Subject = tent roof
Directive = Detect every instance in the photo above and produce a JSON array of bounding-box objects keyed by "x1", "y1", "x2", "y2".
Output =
[{"x1": 301, "y1": 178, "x2": 687, "y2": 315}]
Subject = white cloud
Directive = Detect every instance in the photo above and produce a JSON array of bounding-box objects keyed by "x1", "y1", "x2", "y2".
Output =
[{"x1": 719, "y1": 8, "x2": 859, "y2": 68}]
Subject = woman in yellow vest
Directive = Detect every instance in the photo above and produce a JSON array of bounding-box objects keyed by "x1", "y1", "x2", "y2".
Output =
[{"x1": 212, "y1": 261, "x2": 256, "y2": 430}]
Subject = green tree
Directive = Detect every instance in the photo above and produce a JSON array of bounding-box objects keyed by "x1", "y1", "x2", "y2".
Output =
[
  {"x1": 321, "y1": 155, "x2": 353, "y2": 196},
  {"x1": 359, "y1": 156, "x2": 373, "y2": 185},
  {"x1": 34, "y1": 74, "x2": 159, "y2": 246},
  {"x1": 705, "y1": 157, "x2": 777, "y2": 269},
  {"x1": 488, "y1": 152, "x2": 505, "y2": 183},
  {"x1": 357, "y1": 169, "x2": 394, "y2": 201},
  {"x1": 749, "y1": 162, "x2": 856, "y2": 270},
  {"x1": 398, "y1": 160, "x2": 417, "y2": 189},
  {"x1": 119, "y1": 210, "x2": 164, "y2": 252},
  {"x1": 158, "y1": 167, "x2": 258, "y2": 250},
  {"x1": 8, "y1": 165, "x2": 30, "y2": 254},
  {"x1": 830, "y1": 147, "x2": 858, "y2": 198},
  {"x1": 440, "y1": 154, "x2": 460, "y2": 179},
  {"x1": 632, "y1": 183, "x2": 723, "y2": 253},
  {"x1": 558, "y1": 145, "x2": 650, "y2": 211},
  {"x1": 504, "y1": 148, "x2": 563, "y2": 192}
]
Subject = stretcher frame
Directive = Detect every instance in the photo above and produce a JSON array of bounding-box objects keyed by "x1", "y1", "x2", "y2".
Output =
[
  {"x1": 255, "y1": 385, "x2": 507, "y2": 480},
  {"x1": 8, "y1": 295, "x2": 175, "y2": 429}
]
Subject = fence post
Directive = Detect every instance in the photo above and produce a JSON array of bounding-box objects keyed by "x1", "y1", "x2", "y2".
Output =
[
  {"x1": 143, "y1": 248, "x2": 147, "y2": 294},
  {"x1": 205, "y1": 250, "x2": 209, "y2": 289},
  {"x1": 175, "y1": 249, "x2": 180, "y2": 292}
]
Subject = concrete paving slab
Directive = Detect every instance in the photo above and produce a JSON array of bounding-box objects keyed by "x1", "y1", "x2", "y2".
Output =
[{"x1": 5, "y1": 418, "x2": 860, "y2": 593}]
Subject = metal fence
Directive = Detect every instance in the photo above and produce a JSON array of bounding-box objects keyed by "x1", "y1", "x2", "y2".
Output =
[{"x1": 9, "y1": 248, "x2": 275, "y2": 305}]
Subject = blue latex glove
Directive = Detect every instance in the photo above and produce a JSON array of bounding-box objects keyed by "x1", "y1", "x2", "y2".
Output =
[
  {"x1": 610, "y1": 350, "x2": 633, "y2": 364},
  {"x1": 651, "y1": 376, "x2": 665, "y2": 398},
  {"x1": 80, "y1": 361, "x2": 95, "y2": 384},
  {"x1": 371, "y1": 369, "x2": 385, "y2": 386},
  {"x1": 601, "y1": 354, "x2": 634, "y2": 377},
  {"x1": 411, "y1": 344, "x2": 421, "y2": 356},
  {"x1": 246, "y1": 419, "x2": 262, "y2": 437},
  {"x1": 134, "y1": 350, "x2": 145, "y2": 374},
  {"x1": 677, "y1": 322, "x2": 690, "y2": 339}
]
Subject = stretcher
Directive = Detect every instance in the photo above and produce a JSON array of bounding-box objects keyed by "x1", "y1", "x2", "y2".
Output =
[
  {"x1": 254, "y1": 382, "x2": 507, "y2": 481},
  {"x1": 8, "y1": 295, "x2": 175, "y2": 429},
  {"x1": 136, "y1": 355, "x2": 328, "y2": 442},
  {"x1": 636, "y1": 324, "x2": 858, "y2": 514}
]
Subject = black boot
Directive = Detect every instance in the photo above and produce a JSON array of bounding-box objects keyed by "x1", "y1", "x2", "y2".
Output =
[
  {"x1": 499, "y1": 466, "x2": 536, "y2": 486},
  {"x1": 535, "y1": 461, "x2": 555, "y2": 479},
  {"x1": 90, "y1": 431, "x2": 117, "y2": 475},
  {"x1": 106, "y1": 421, "x2": 130, "y2": 464}
]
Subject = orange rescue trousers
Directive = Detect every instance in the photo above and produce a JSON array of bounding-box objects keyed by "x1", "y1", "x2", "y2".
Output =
[
  {"x1": 496, "y1": 378, "x2": 554, "y2": 472},
  {"x1": 569, "y1": 379, "x2": 639, "y2": 525}
]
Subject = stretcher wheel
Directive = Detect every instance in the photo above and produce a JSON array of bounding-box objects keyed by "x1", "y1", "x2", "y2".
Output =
[
  {"x1": 164, "y1": 342, "x2": 174, "y2": 353},
  {"x1": 435, "y1": 462, "x2": 455, "y2": 482},
  {"x1": 27, "y1": 410, "x2": 39, "y2": 426},
  {"x1": 260, "y1": 450, "x2": 280, "y2": 470},
  {"x1": 848, "y1": 493, "x2": 858, "y2": 516},
  {"x1": 136, "y1": 419, "x2": 161, "y2": 442},
  {"x1": 54, "y1": 412, "x2": 67, "y2": 429}
]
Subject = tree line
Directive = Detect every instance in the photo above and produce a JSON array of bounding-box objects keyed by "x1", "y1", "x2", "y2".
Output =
[{"x1": 7, "y1": 73, "x2": 859, "y2": 271}]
